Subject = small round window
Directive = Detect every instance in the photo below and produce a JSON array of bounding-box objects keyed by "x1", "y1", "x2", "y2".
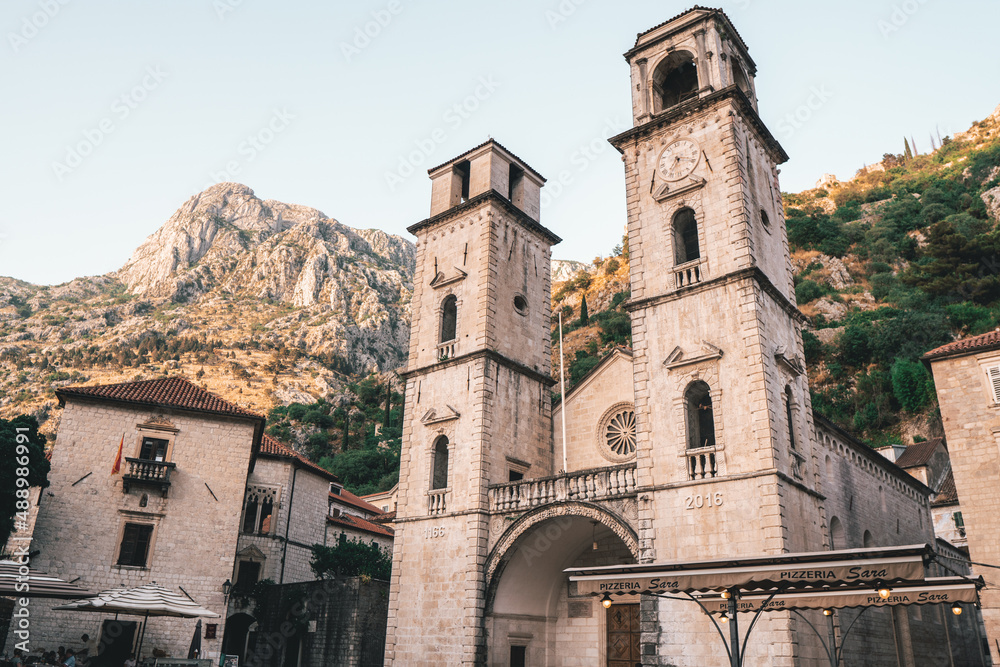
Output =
[
  {"x1": 760, "y1": 208, "x2": 770, "y2": 228},
  {"x1": 596, "y1": 402, "x2": 638, "y2": 463},
  {"x1": 513, "y1": 294, "x2": 528, "y2": 315}
]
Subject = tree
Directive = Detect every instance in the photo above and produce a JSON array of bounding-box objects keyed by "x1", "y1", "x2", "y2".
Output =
[
  {"x1": 0, "y1": 416, "x2": 50, "y2": 547},
  {"x1": 903, "y1": 137, "x2": 913, "y2": 161},
  {"x1": 578, "y1": 295, "x2": 589, "y2": 326},
  {"x1": 310, "y1": 538, "x2": 392, "y2": 581}
]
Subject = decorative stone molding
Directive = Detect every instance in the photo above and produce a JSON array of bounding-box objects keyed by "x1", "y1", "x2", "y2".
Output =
[
  {"x1": 596, "y1": 402, "x2": 638, "y2": 463},
  {"x1": 420, "y1": 405, "x2": 461, "y2": 426},
  {"x1": 663, "y1": 340, "x2": 724, "y2": 370},
  {"x1": 429, "y1": 267, "x2": 468, "y2": 289}
]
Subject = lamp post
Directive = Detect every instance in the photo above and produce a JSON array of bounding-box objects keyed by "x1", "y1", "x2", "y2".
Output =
[{"x1": 219, "y1": 579, "x2": 233, "y2": 667}]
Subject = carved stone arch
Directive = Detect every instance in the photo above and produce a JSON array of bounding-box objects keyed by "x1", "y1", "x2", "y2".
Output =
[
  {"x1": 485, "y1": 501, "x2": 639, "y2": 584},
  {"x1": 662, "y1": 195, "x2": 707, "y2": 268},
  {"x1": 672, "y1": 367, "x2": 725, "y2": 479}
]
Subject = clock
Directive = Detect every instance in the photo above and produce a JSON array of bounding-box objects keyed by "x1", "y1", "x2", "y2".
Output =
[{"x1": 656, "y1": 139, "x2": 701, "y2": 182}]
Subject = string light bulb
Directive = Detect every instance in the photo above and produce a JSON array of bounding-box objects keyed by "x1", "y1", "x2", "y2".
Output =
[
  {"x1": 822, "y1": 608, "x2": 834, "y2": 616},
  {"x1": 721, "y1": 590, "x2": 732, "y2": 600},
  {"x1": 719, "y1": 612, "x2": 729, "y2": 624},
  {"x1": 952, "y1": 604, "x2": 963, "y2": 616},
  {"x1": 875, "y1": 582, "x2": 892, "y2": 599}
]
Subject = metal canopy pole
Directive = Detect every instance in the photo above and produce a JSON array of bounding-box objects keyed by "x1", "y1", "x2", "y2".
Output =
[{"x1": 728, "y1": 590, "x2": 740, "y2": 667}]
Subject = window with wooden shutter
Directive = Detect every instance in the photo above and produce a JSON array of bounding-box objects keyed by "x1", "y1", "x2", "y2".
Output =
[
  {"x1": 117, "y1": 523, "x2": 154, "y2": 567},
  {"x1": 988, "y1": 365, "x2": 1000, "y2": 404}
]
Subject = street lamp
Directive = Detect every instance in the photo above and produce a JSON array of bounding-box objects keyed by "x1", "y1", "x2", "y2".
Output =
[
  {"x1": 951, "y1": 603, "x2": 963, "y2": 616},
  {"x1": 222, "y1": 580, "x2": 232, "y2": 598},
  {"x1": 719, "y1": 612, "x2": 729, "y2": 624},
  {"x1": 822, "y1": 608, "x2": 834, "y2": 616},
  {"x1": 875, "y1": 582, "x2": 892, "y2": 599},
  {"x1": 601, "y1": 594, "x2": 613, "y2": 609}
]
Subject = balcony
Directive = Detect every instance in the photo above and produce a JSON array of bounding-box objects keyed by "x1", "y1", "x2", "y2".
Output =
[
  {"x1": 437, "y1": 340, "x2": 457, "y2": 361},
  {"x1": 488, "y1": 464, "x2": 637, "y2": 513},
  {"x1": 428, "y1": 489, "x2": 448, "y2": 515},
  {"x1": 674, "y1": 258, "x2": 704, "y2": 289},
  {"x1": 686, "y1": 446, "x2": 718, "y2": 480},
  {"x1": 122, "y1": 457, "x2": 176, "y2": 497}
]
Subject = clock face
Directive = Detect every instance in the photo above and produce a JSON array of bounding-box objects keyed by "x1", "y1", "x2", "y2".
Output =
[{"x1": 657, "y1": 139, "x2": 701, "y2": 182}]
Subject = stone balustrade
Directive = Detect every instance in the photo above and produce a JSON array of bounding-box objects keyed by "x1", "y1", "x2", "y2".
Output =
[
  {"x1": 427, "y1": 489, "x2": 448, "y2": 515},
  {"x1": 488, "y1": 464, "x2": 637, "y2": 513}
]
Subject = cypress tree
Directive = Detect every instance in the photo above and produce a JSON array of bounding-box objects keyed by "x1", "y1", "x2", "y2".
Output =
[
  {"x1": 904, "y1": 137, "x2": 913, "y2": 160},
  {"x1": 579, "y1": 295, "x2": 589, "y2": 325}
]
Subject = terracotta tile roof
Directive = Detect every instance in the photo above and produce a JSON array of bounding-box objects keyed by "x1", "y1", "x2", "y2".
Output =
[
  {"x1": 924, "y1": 329, "x2": 1000, "y2": 361},
  {"x1": 56, "y1": 377, "x2": 264, "y2": 420},
  {"x1": 327, "y1": 512, "x2": 395, "y2": 538},
  {"x1": 259, "y1": 434, "x2": 338, "y2": 482},
  {"x1": 330, "y1": 487, "x2": 384, "y2": 515},
  {"x1": 932, "y1": 470, "x2": 959, "y2": 507},
  {"x1": 894, "y1": 439, "x2": 944, "y2": 469},
  {"x1": 372, "y1": 511, "x2": 396, "y2": 524}
]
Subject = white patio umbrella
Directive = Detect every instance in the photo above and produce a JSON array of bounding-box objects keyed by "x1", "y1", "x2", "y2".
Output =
[
  {"x1": 0, "y1": 560, "x2": 94, "y2": 598},
  {"x1": 53, "y1": 583, "x2": 219, "y2": 659}
]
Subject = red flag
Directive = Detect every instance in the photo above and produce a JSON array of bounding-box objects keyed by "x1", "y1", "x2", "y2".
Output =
[{"x1": 111, "y1": 433, "x2": 124, "y2": 474}]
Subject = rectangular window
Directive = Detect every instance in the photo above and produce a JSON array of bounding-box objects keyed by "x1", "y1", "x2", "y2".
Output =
[
  {"x1": 117, "y1": 523, "x2": 154, "y2": 567},
  {"x1": 138, "y1": 437, "x2": 169, "y2": 462},
  {"x1": 510, "y1": 646, "x2": 526, "y2": 667},
  {"x1": 243, "y1": 499, "x2": 259, "y2": 534},
  {"x1": 509, "y1": 469, "x2": 524, "y2": 483},
  {"x1": 235, "y1": 561, "x2": 261, "y2": 594},
  {"x1": 988, "y1": 366, "x2": 1000, "y2": 404}
]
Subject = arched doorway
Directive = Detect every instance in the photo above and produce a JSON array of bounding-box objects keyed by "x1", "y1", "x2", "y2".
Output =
[
  {"x1": 222, "y1": 613, "x2": 256, "y2": 664},
  {"x1": 485, "y1": 506, "x2": 638, "y2": 666}
]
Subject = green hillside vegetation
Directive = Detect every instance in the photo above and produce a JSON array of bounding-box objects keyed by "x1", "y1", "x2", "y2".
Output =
[{"x1": 266, "y1": 375, "x2": 402, "y2": 496}]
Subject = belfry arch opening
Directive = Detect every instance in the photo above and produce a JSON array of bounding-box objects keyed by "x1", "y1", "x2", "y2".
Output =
[
  {"x1": 431, "y1": 436, "x2": 449, "y2": 490},
  {"x1": 673, "y1": 208, "x2": 700, "y2": 265},
  {"x1": 486, "y1": 512, "x2": 637, "y2": 664},
  {"x1": 685, "y1": 380, "x2": 715, "y2": 450},
  {"x1": 651, "y1": 51, "x2": 699, "y2": 113},
  {"x1": 440, "y1": 295, "x2": 457, "y2": 343}
]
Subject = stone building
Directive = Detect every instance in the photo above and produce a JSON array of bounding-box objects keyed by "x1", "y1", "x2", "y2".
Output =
[
  {"x1": 18, "y1": 377, "x2": 265, "y2": 663},
  {"x1": 386, "y1": 8, "x2": 981, "y2": 666},
  {"x1": 326, "y1": 481, "x2": 394, "y2": 551},
  {"x1": 925, "y1": 329, "x2": 1000, "y2": 662}
]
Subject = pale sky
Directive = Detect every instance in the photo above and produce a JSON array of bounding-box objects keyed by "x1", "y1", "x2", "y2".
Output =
[{"x1": 2, "y1": 0, "x2": 998, "y2": 285}]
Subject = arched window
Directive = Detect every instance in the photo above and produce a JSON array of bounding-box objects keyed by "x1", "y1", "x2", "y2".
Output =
[
  {"x1": 863, "y1": 530, "x2": 875, "y2": 548},
  {"x1": 830, "y1": 517, "x2": 844, "y2": 550},
  {"x1": 651, "y1": 52, "x2": 699, "y2": 113},
  {"x1": 784, "y1": 386, "x2": 796, "y2": 450},
  {"x1": 685, "y1": 381, "x2": 715, "y2": 450},
  {"x1": 440, "y1": 295, "x2": 457, "y2": 343},
  {"x1": 673, "y1": 208, "x2": 700, "y2": 265},
  {"x1": 732, "y1": 63, "x2": 750, "y2": 96},
  {"x1": 431, "y1": 436, "x2": 449, "y2": 490}
]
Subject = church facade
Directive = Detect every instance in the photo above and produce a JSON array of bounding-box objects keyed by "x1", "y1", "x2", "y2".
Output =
[{"x1": 385, "y1": 8, "x2": 980, "y2": 667}]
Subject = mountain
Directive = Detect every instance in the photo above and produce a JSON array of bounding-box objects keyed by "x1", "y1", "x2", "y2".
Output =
[{"x1": 0, "y1": 183, "x2": 415, "y2": 436}]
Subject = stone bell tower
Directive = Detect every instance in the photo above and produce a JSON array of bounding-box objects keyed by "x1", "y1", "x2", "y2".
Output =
[
  {"x1": 385, "y1": 140, "x2": 560, "y2": 665},
  {"x1": 611, "y1": 8, "x2": 827, "y2": 663}
]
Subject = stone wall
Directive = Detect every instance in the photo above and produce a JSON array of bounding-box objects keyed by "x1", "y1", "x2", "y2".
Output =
[{"x1": 242, "y1": 577, "x2": 388, "y2": 667}]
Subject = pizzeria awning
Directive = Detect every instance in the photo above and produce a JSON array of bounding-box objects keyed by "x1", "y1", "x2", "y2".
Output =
[
  {"x1": 0, "y1": 560, "x2": 94, "y2": 599},
  {"x1": 693, "y1": 577, "x2": 983, "y2": 614},
  {"x1": 566, "y1": 544, "x2": 933, "y2": 597}
]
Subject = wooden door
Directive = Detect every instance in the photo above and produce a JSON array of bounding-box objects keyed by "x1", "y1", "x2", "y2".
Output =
[{"x1": 606, "y1": 603, "x2": 640, "y2": 667}]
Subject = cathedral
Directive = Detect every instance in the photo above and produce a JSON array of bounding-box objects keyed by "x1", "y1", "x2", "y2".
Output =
[{"x1": 385, "y1": 8, "x2": 976, "y2": 666}]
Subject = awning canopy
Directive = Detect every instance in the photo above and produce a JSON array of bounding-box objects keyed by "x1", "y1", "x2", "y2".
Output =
[
  {"x1": 53, "y1": 583, "x2": 219, "y2": 618},
  {"x1": 566, "y1": 544, "x2": 933, "y2": 596},
  {"x1": 0, "y1": 560, "x2": 94, "y2": 599},
  {"x1": 693, "y1": 577, "x2": 983, "y2": 613}
]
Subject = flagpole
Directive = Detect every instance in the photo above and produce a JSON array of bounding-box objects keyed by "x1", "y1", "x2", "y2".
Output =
[{"x1": 558, "y1": 310, "x2": 568, "y2": 474}]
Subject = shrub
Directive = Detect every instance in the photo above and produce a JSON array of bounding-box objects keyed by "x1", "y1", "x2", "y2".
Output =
[
  {"x1": 794, "y1": 280, "x2": 830, "y2": 304},
  {"x1": 891, "y1": 358, "x2": 934, "y2": 412},
  {"x1": 311, "y1": 539, "x2": 392, "y2": 581}
]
